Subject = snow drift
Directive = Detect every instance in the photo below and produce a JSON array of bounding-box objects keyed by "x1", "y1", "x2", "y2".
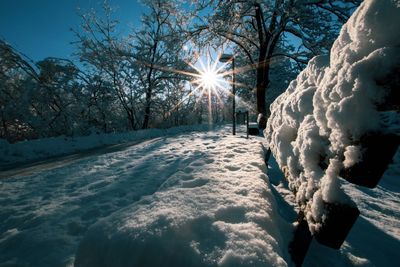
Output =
[{"x1": 265, "y1": 0, "x2": 400, "y2": 233}]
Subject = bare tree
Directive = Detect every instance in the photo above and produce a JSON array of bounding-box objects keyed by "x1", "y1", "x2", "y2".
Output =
[
  {"x1": 133, "y1": 0, "x2": 190, "y2": 129},
  {"x1": 0, "y1": 40, "x2": 83, "y2": 140},
  {"x1": 74, "y1": 3, "x2": 139, "y2": 130},
  {"x1": 190, "y1": 0, "x2": 361, "y2": 127}
]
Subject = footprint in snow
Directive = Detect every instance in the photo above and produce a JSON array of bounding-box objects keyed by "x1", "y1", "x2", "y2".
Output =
[
  {"x1": 215, "y1": 206, "x2": 247, "y2": 224},
  {"x1": 244, "y1": 166, "x2": 256, "y2": 171},
  {"x1": 180, "y1": 174, "x2": 194, "y2": 181},
  {"x1": 249, "y1": 161, "x2": 265, "y2": 170},
  {"x1": 183, "y1": 166, "x2": 194, "y2": 173},
  {"x1": 191, "y1": 161, "x2": 205, "y2": 167},
  {"x1": 225, "y1": 165, "x2": 241, "y2": 171},
  {"x1": 204, "y1": 158, "x2": 214, "y2": 164},
  {"x1": 181, "y1": 178, "x2": 209, "y2": 188}
]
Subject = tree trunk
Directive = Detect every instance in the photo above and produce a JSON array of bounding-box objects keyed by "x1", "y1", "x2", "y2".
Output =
[
  {"x1": 255, "y1": 3, "x2": 269, "y2": 129},
  {"x1": 126, "y1": 109, "x2": 135, "y2": 130},
  {"x1": 254, "y1": 2, "x2": 281, "y2": 129},
  {"x1": 255, "y1": 42, "x2": 269, "y2": 129},
  {"x1": 0, "y1": 111, "x2": 8, "y2": 139},
  {"x1": 142, "y1": 37, "x2": 158, "y2": 130},
  {"x1": 142, "y1": 88, "x2": 152, "y2": 129},
  {"x1": 256, "y1": 51, "x2": 269, "y2": 115}
]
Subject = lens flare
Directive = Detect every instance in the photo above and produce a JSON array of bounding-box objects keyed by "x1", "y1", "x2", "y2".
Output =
[
  {"x1": 201, "y1": 70, "x2": 218, "y2": 89},
  {"x1": 139, "y1": 50, "x2": 259, "y2": 121},
  {"x1": 190, "y1": 54, "x2": 229, "y2": 94}
]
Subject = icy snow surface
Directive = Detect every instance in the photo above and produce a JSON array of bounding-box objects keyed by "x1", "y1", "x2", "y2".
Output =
[{"x1": 265, "y1": 0, "x2": 400, "y2": 232}]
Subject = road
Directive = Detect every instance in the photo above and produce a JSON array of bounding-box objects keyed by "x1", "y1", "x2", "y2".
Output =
[{"x1": 0, "y1": 138, "x2": 159, "y2": 179}]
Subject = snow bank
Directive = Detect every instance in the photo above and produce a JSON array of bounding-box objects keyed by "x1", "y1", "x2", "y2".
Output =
[
  {"x1": 0, "y1": 124, "x2": 212, "y2": 167},
  {"x1": 265, "y1": 0, "x2": 400, "y2": 233},
  {"x1": 75, "y1": 133, "x2": 290, "y2": 267}
]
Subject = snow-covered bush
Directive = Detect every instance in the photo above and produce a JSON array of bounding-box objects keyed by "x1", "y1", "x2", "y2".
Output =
[{"x1": 265, "y1": 0, "x2": 400, "y2": 233}]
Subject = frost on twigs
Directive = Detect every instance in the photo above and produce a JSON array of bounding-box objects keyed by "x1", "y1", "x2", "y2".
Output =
[{"x1": 265, "y1": 0, "x2": 400, "y2": 233}]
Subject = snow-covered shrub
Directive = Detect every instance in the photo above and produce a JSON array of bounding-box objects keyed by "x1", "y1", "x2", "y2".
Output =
[{"x1": 265, "y1": 0, "x2": 400, "y2": 233}]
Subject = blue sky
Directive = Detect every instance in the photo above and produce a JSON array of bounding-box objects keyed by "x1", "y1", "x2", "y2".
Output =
[{"x1": 0, "y1": 0, "x2": 146, "y2": 62}]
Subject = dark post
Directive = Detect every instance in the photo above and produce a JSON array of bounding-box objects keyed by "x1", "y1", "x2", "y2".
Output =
[
  {"x1": 219, "y1": 54, "x2": 236, "y2": 136},
  {"x1": 232, "y1": 58, "x2": 236, "y2": 135},
  {"x1": 246, "y1": 111, "x2": 249, "y2": 139},
  {"x1": 289, "y1": 212, "x2": 313, "y2": 267}
]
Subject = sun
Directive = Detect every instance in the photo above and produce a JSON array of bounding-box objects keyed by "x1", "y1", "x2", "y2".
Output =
[
  {"x1": 191, "y1": 55, "x2": 228, "y2": 93},
  {"x1": 161, "y1": 52, "x2": 236, "y2": 122},
  {"x1": 201, "y1": 70, "x2": 218, "y2": 90}
]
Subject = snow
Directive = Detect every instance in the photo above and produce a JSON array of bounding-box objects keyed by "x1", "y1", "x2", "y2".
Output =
[
  {"x1": 1, "y1": 1, "x2": 400, "y2": 266},
  {"x1": 0, "y1": 124, "x2": 212, "y2": 167},
  {"x1": 0, "y1": 126, "x2": 292, "y2": 267},
  {"x1": 265, "y1": 0, "x2": 400, "y2": 232},
  {"x1": 269, "y1": 151, "x2": 400, "y2": 267},
  {"x1": 1, "y1": 124, "x2": 399, "y2": 266},
  {"x1": 74, "y1": 127, "x2": 290, "y2": 267}
]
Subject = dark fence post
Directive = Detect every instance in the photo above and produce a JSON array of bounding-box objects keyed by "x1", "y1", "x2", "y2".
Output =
[
  {"x1": 246, "y1": 111, "x2": 249, "y2": 139},
  {"x1": 314, "y1": 202, "x2": 359, "y2": 249},
  {"x1": 340, "y1": 133, "x2": 399, "y2": 188},
  {"x1": 289, "y1": 212, "x2": 313, "y2": 267}
]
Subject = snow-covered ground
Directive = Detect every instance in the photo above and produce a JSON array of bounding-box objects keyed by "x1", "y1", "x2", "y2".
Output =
[
  {"x1": 1, "y1": 125, "x2": 399, "y2": 267},
  {"x1": 0, "y1": 126, "x2": 288, "y2": 266},
  {"x1": 0, "y1": 124, "x2": 212, "y2": 167}
]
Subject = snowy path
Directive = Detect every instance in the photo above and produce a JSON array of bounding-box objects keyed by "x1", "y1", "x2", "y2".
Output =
[
  {"x1": 0, "y1": 139, "x2": 149, "y2": 179},
  {"x1": 1, "y1": 126, "x2": 290, "y2": 267}
]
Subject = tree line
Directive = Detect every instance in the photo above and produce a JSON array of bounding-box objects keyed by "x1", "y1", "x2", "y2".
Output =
[{"x1": 0, "y1": 0, "x2": 360, "y2": 142}]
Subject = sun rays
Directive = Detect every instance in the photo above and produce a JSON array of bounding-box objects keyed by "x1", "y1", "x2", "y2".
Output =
[
  {"x1": 190, "y1": 53, "x2": 228, "y2": 92},
  {"x1": 199, "y1": 69, "x2": 219, "y2": 90},
  {"x1": 141, "y1": 50, "x2": 258, "y2": 123}
]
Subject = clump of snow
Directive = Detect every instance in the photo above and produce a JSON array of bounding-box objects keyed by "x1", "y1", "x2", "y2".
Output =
[
  {"x1": 343, "y1": 146, "x2": 362, "y2": 168},
  {"x1": 256, "y1": 113, "x2": 263, "y2": 125},
  {"x1": 265, "y1": 0, "x2": 400, "y2": 232}
]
